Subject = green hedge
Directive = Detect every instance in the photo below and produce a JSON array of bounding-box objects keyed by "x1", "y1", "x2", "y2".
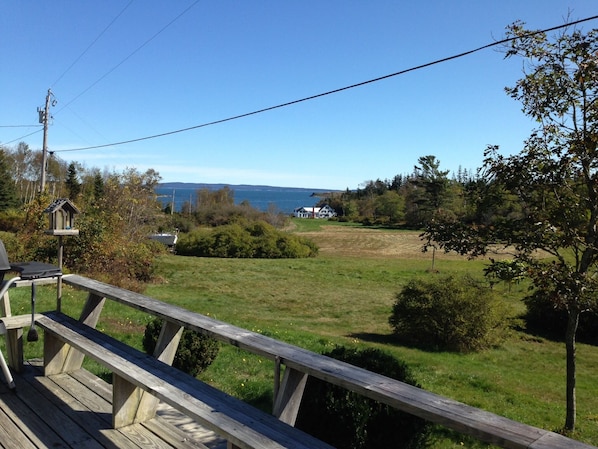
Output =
[{"x1": 176, "y1": 220, "x2": 318, "y2": 258}]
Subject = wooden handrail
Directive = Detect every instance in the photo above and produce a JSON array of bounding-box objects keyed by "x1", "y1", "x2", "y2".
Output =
[{"x1": 60, "y1": 274, "x2": 595, "y2": 449}]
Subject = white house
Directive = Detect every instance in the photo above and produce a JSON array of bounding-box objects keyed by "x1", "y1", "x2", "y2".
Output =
[{"x1": 293, "y1": 205, "x2": 336, "y2": 219}]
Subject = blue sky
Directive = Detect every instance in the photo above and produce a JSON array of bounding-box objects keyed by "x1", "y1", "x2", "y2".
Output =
[{"x1": 1, "y1": 2, "x2": 597, "y2": 190}]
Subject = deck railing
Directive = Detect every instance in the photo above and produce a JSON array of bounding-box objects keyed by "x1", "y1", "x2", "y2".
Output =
[{"x1": 1, "y1": 274, "x2": 595, "y2": 449}]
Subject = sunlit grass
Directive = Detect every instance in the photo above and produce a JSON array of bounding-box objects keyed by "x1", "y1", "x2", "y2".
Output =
[{"x1": 2, "y1": 228, "x2": 598, "y2": 447}]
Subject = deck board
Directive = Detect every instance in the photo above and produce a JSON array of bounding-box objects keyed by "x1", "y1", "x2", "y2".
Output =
[{"x1": 0, "y1": 362, "x2": 214, "y2": 449}]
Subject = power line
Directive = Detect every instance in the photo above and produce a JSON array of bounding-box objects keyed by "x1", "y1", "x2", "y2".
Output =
[
  {"x1": 56, "y1": 0, "x2": 201, "y2": 114},
  {"x1": 1, "y1": 129, "x2": 43, "y2": 146},
  {"x1": 51, "y1": 0, "x2": 134, "y2": 88},
  {"x1": 53, "y1": 14, "x2": 598, "y2": 154},
  {"x1": 4, "y1": 2, "x2": 198, "y2": 148},
  {"x1": 0, "y1": 125, "x2": 41, "y2": 128}
]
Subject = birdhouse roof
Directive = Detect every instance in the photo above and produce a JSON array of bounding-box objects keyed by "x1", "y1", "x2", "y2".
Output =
[{"x1": 44, "y1": 198, "x2": 80, "y2": 214}]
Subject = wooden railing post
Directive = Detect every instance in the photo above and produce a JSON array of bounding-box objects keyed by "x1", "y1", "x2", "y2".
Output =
[
  {"x1": 273, "y1": 366, "x2": 308, "y2": 426},
  {"x1": 59, "y1": 293, "x2": 106, "y2": 372},
  {"x1": 0, "y1": 284, "x2": 22, "y2": 373}
]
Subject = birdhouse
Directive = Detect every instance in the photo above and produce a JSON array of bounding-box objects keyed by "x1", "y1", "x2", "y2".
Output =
[{"x1": 44, "y1": 198, "x2": 80, "y2": 236}]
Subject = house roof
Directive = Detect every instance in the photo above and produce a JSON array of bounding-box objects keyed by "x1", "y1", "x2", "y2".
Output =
[
  {"x1": 294, "y1": 207, "x2": 321, "y2": 212},
  {"x1": 44, "y1": 198, "x2": 80, "y2": 214}
]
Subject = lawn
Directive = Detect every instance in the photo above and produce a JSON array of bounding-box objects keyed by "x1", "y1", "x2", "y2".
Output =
[{"x1": 4, "y1": 221, "x2": 598, "y2": 448}]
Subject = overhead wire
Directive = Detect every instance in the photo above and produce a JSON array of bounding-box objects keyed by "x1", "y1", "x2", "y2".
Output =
[
  {"x1": 56, "y1": 0, "x2": 201, "y2": 114},
  {"x1": 2, "y1": 1, "x2": 198, "y2": 148},
  {"x1": 51, "y1": 0, "x2": 134, "y2": 89},
  {"x1": 0, "y1": 125, "x2": 41, "y2": 128},
  {"x1": 2, "y1": 129, "x2": 43, "y2": 145},
  {"x1": 55, "y1": 13, "x2": 598, "y2": 154}
]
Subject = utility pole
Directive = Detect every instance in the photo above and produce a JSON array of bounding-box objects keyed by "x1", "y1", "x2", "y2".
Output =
[{"x1": 38, "y1": 88, "x2": 55, "y2": 192}]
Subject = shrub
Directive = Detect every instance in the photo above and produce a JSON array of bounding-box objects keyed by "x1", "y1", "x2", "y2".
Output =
[
  {"x1": 142, "y1": 318, "x2": 220, "y2": 377},
  {"x1": 389, "y1": 275, "x2": 511, "y2": 352},
  {"x1": 295, "y1": 346, "x2": 430, "y2": 449},
  {"x1": 524, "y1": 291, "x2": 598, "y2": 344},
  {"x1": 0, "y1": 209, "x2": 25, "y2": 233},
  {"x1": 176, "y1": 220, "x2": 318, "y2": 258}
]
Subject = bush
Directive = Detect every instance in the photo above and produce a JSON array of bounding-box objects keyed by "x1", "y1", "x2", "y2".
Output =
[
  {"x1": 0, "y1": 208, "x2": 25, "y2": 233},
  {"x1": 295, "y1": 346, "x2": 430, "y2": 449},
  {"x1": 524, "y1": 291, "x2": 598, "y2": 344},
  {"x1": 176, "y1": 220, "x2": 318, "y2": 258},
  {"x1": 389, "y1": 275, "x2": 511, "y2": 352},
  {"x1": 142, "y1": 318, "x2": 220, "y2": 377}
]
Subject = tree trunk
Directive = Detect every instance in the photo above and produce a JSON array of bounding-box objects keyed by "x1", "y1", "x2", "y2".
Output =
[{"x1": 565, "y1": 307, "x2": 580, "y2": 431}]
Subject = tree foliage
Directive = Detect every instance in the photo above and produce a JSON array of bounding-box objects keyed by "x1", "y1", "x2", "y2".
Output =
[
  {"x1": 65, "y1": 162, "x2": 81, "y2": 200},
  {"x1": 295, "y1": 346, "x2": 430, "y2": 449},
  {"x1": 0, "y1": 149, "x2": 18, "y2": 211},
  {"x1": 423, "y1": 22, "x2": 598, "y2": 431},
  {"x1": 317, "y1": 156, "x2": 468, "y2": 227},
  {"x1": 62, "y1": 168, "x2": 166, "y2": 289}
]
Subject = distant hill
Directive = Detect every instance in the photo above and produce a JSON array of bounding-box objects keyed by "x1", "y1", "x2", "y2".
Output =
[{"x1": 158, "y1": 182, "x2": 337, "y2": 194}]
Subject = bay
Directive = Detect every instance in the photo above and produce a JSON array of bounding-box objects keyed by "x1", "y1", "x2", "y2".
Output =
[{"x1": 156, "y1": 184, "x2": 333, "y2": 214}]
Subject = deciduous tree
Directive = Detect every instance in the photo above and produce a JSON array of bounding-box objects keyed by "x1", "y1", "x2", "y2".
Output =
[{"x1": 423, "y1": 22, "x2": 598, "y2": 431}]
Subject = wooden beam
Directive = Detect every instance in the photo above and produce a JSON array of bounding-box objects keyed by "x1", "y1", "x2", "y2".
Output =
[
  {"x1": 43, "y1": 331, "x2": 70, "y2": 376},
  {"x1": 135, "y1": 321, "x2": 183, "y2": 422},
  {"x1": 61, "y1": 293, "x2": 105, "y2": 372},
  {"x1": 273, "y1": 367, "x2": 307, "y2": 426},
  {"x1": 112, "y1": 374, "x2": 143, "y2": 428}
]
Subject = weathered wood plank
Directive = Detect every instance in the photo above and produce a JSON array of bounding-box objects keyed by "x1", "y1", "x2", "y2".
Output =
[
  {"x1": 135, "y1": 320, "x2": 184, "y2": 422},
  {"x1": 36, "y1": 311, "x2": 334, "y2": 449},
  {"x1": 0, "y1": 314, "x2": 42, "y2": 331},
  {"x1": 0, "y1": 407, "x2": 38, "y2": 449},
  {"x1": 24, "y1": 368, "x2": 154, "y2": 449},
  {"x1": 113, "y1": 373, "x2": 143, "y2": 428},
  {"x1": 17, "y1": 369, "x2": 106, "y2": 449},
  {"x1": 50, "y1": 372, "x2": 178, "y2": 449},
  {"x1": 62, "y1": 293, "x2": 106, "y2": 372},
  {"x1": 0, "y1": 314, "x2": 41, "y2": 373},
  {"x1": 0, "y1": 362, "x2": 216, "y2": 449},
  {"x1": 0, "y1": 389, "x2": 67, "y2": 449},
  {"x1": 142, "y1": 418, "x2": 210, "y2": 449},
  {"x1": 42, "y1": 327, "x2": 72, "y2": 375},
  {"x1": 70, "y1": 369, "x2": 210, "y2": 449}
]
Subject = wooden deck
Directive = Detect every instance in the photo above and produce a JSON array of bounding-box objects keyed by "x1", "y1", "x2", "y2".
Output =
[{"x1": 0, "y1": 360, "x2": 223, "y2": 449}]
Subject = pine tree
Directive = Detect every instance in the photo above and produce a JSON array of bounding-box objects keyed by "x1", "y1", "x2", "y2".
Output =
[
  {"x1": 65, "y1": 162, "x2": 81, "y2": 199},
  {"x1": 0, "y1": 149, "x2": 18, "y2": 210}
]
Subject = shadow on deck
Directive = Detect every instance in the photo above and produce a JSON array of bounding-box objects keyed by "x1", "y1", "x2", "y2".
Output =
[{"x1": 0, "y1": 360, "x2": 224, "y2": 449}]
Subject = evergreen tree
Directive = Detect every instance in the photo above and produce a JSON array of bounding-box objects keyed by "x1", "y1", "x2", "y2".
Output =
[
  {"x1": 0, "y1": 149, "x2": 18, "y2": 210},
  {"x1": 93, "y1": 172, "x2": 105, "y2": 202},
  {"x1": 65, "y1": 162, "x2": 81, "y2": 199}
]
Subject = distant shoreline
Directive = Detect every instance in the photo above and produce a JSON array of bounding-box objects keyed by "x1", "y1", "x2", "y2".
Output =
[{"x1": 158, "y1": 182, "x2": 339, "y2": 194}]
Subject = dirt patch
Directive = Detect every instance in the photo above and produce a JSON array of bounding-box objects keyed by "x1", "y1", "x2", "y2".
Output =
[
  {"x1": 299, "y1": 225, "x2": 515, "y2": 260},
  {"x1": 101, "y1": 316, "x2": 147, "y2": 334}
]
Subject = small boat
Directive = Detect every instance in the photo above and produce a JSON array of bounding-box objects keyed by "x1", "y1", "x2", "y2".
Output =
[{"x1": 148, "y1": 232, "x2": 178, "y2": 247}]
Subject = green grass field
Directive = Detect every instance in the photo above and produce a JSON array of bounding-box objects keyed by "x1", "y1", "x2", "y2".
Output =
[{"x1": 5, "y1": 221, "x2": 598, "y2": 448}]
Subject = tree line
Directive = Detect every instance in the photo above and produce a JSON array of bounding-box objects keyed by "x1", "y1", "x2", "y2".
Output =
[{"x1": 316, "y1": 155, "x2": 476, "y2": 229}]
